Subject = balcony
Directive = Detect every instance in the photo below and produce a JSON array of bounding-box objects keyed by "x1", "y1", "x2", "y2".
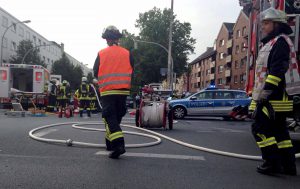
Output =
[
  {"x1": 197, "y1": 77, "x2": 201, "y2": 83},
  {"x1": 225, "y1": 70, "x2": 231, "y2": 77},
  {"x1": 210, "y1": 61, "x2": 216, "y2": 68},
  {"x1": 197, "y1": 67, "x2": 201, "y2": 72},
  {"x1": 226, "y1": 39, "x2": 233, "y2": 48},
  {"x1": 226, "y1": 55, "x2": 232, "y2": 63},
  {"x1": 210, "y1": 74, "x2": 215, "y2": 80}
]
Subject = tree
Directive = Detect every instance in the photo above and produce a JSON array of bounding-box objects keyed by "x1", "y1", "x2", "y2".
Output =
[
  {"x1": 51, "y1": 53, "x2": 83, "y2": 90},
  {"x1": 120, "y1": 7, "x2": 195, "y2": 87},
  {"x1": 10, "y1": 40, "x2": 46, "y2": 67}
]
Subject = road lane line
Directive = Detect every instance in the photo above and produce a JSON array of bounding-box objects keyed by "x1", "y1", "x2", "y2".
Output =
[
  {"x1": 34, "y1": 129, "x2": 58, "y2": 137},
  {"x1": 95, "y1": 151, "x2": 205, "y2": 161}
]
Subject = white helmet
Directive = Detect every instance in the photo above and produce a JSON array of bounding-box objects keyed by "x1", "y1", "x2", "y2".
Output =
[
  {"x1": 261, "y1": 7, "x2": 287, "y2": 23},
  {"x1": 92, "y1": 79, "x2": 98, "y2": 84},
  {"x1": 82, "y1": 77, "x2": 87, "y2": 82}
]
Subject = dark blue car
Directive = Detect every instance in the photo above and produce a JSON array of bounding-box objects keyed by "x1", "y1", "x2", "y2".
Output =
[{"x1": 169, "y1": 88, "x2": 251, "y2": 119}]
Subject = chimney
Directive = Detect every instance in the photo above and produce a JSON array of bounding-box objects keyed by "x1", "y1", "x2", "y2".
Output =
[{"x1": 60, "y1": 43, "x2": 64, "y2": 52}]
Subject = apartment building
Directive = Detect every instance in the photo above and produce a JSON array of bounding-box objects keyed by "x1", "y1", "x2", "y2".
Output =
[
  {"x1": 0, "y1": 6, "x2": 90, "y2": 75},
  {"x1": 189, "y1": 47, "x2": 216, "y2": 93},
  {"x1": 215, "y1": 23, "x2": 234, "y2": 89},
  {"x1": 231, "y1": 10, "x2": 249, "y2": 90}
]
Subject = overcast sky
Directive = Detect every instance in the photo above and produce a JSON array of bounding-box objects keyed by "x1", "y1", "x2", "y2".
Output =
[{"x1": 0, "y1": 0, "x2": 241, "y2": 68}]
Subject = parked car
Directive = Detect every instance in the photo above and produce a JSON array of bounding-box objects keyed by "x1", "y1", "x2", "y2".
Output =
[{"x1": 169, "y1": 88, "x2": 251, "y2": 119}]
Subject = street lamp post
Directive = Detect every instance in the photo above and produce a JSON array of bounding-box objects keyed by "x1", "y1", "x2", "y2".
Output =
[
  {"x1": 21, "y1": 44, "x2": 54, "y2": 65},
  {"x1": 167, "y1": 0, "x2": 174, "y2": 93},
  {"x1": 132, "y1": 38, "x2": 174, "y2": 92},
  {"x1": 0, "y1": 20, "x2": 31, "y2": 66}
]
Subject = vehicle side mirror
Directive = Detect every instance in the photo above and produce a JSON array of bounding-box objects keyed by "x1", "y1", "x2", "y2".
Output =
[{"x1": 190, "y1": 96, "x2": 197, "y2": 100}]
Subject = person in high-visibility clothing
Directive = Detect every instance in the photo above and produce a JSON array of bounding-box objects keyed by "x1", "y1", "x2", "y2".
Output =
[
  {"x1": 78, "y1": 77, "x2": 92, "y2": 117},
  {"x1": 93, "y1": 25, "x2": 134, "y2": 159},
  {"x1": 90, "y1": 78, "x2": 101, "y2": 113},
  {"x1": 249, "y1": 8, "x2": 297, "y2": 175},
  {"x1": 47, "y1": 79, "x2": 57, "y2": 112},
  {"x1": 57, "y1": 80, "x2": 71, "y2": 118}
]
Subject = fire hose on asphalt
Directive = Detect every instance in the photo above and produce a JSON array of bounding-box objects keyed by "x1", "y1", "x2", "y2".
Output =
[
  {"x1": 29, "y1": 85, "x2": 300, "y2": 161},
  {"x1": 29, "y1": 121, "x2": 300, "y2": 161}
]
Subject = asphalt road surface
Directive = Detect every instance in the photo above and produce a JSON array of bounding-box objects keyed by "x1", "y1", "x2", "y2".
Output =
[{"x1": 0, "y1": 113, "x2": 300, "y2": 189}]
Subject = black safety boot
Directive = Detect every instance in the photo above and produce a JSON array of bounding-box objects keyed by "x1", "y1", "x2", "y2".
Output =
[
  {"x1": 282, "y1": 165, "x2": 297, "y2": 176},
  {"x1": 105, "y1": 139, "x2": 113, "y2": 151},
  {"x1": 87, "y1": 110, "x2": 91, "y2": 117},
  {"x1": 257, "y1": 161, "x2": 281, "y2": 175},
  {"x1": 79, "y1": 110, "x2": 83, "y2": 117},
  {"x1": 109, "y1": 146, "x2": 126, "y2": 159}
]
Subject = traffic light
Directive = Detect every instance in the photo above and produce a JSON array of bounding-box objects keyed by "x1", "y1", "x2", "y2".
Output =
[{"x1": 285, "y1": 0, "x2": 300, "y2": 14}]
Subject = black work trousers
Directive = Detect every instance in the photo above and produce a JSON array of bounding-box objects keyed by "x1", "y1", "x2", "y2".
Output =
[
  {"x1": 79, "y1": 100, "x2": 91, "y2": 117},
  {"x1": 101, "y1": 95, "x2": 127, "y2": 149},
  {"x1": 47, "y1": 95, "x2": 56, "y2": 112},
  {"x1": 252, "y1": 111, "x2": 296, "y2": 167}
]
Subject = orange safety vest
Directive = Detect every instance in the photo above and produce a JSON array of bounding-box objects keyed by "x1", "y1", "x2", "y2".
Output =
[{"x1": 97, "y1": 46, "x2": 133, "y2": 96}]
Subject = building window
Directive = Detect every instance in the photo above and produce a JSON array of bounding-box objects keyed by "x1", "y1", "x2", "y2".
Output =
[
  {"x1": 240, "y1": 57, "x2": 247, "y2": 68},
  {"x1": 241, "y1": 42, "x2": 246, "y2": 52},
  {"x1": 3, "y1": 37, "x2": 7, "y2": 48},
  {"x1": 219, "y1": 52, "x2": 225, "y2": 60},
  {"x1": 235, "y1": 61, "x2": 239, "y2": 69},
  {"x1": 11, "y1": 22, "x2": 16, "y2": 33},
  {"x1": 197, "y1": 82, "x2": 201, "y2": 88},
  {"x1": 11, "y1": 41, "x2": 16, "y2": 51},
  {"x1": 242, "y1": 26, "x2": 247, "y2": 36},
  {"x1": 236, "y1": 30, "x2": 241, "y2": 38},
  {"x1": 234, "y1": 75, "x2": 238, "y2": 83},
  {"x1": 236, "y1": 45, "x2": 240, "y2": 54},
  {"x1": 219, "y1": 39, "x2": 225, "y2": 47},
  {"x1": 218, "y1": 78, "x2": 223, "y2": 85},
  {"x1": 218, "y1": 65, "x2": 224, "y2": 73},
  {"x1": 240, "y1": 74, "x2": 246, "y2": 83},
  {"x1": 2, "y1": 16, "x2": 8, "y2": 27},
  {"x1": 19, "y1": 27, "x2": 24, "y2": 37},
  {"x1": 38, "y1": 39, "x2": 42, "y2": 46},
  {"x1": 26, "y1": 31, "x2": 30, "y2": 40},
  {"x1": 33, "y1": 35, "x2": 37, "y2": 45}
]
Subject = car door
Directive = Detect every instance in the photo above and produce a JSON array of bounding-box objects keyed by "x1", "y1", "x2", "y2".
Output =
[
  {"x1": 188, "y1": 91, "x2": 214, "y2": 115},
  {"x1": 233, "y1": 91, "x2": 251, "y2": 107},
  {"x1": 213, "y1": 91, "x2": 235, "y2": 115}
]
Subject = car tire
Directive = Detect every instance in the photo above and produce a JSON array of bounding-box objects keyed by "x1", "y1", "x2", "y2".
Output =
[{"x1": 173, "y1": 106, "x2": 186, "y2": 119}]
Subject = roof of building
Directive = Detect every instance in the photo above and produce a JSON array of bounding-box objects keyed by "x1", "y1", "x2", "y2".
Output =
[
  {"x1": 189, "y1": 47, "x2": 216, "y2": 65},
  {"x1": 223, "y1": 23, "x2": 235, "y2": 33}
]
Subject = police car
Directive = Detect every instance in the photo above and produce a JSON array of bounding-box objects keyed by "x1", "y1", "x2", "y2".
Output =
[{"x1": 169, "y1": 87, "x2": 251, "y2": 119}]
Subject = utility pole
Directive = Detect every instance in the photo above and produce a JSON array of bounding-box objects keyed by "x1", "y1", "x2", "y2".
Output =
[{"x1": 167, "y1": 0, "x2": 174, "y2": 92}]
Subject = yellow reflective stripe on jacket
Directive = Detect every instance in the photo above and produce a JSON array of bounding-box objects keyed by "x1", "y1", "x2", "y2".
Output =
[
  {"x1": 262, "y1": 106, "x2": 269, "y2": 118},
  {"x1": 265, "y1": 75, "x2": 281, "y2": 86},
  {"x1": 257, "y1": 137, "x2": 277, "y2": 148},
  {"x1": 109, "y1": 131, "x2": 124, "y2": 141},
  {"x1": 249, "y1": 100, "x2": 292, "y2": 112},
  {"x1": 277, "y1": 140, "x2": 293, "y2": 149},
  {"x1": 101, "y1": 90, "x2": 130, "y2": 97},
  {"x1": 99, "y1": 80, "x2": 131, "y2": 88}
]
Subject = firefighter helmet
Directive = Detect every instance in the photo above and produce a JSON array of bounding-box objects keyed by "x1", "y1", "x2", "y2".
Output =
[
  {"x1": 261, "y1": 7, "x2": 287, "y2": 23},
  {"x1": 92, "y1": 79, "x2": 98, "y2": 84},
  {"x1": 102, "y1": 25, "x2": 123, "y2": 40},
  {"x1": 82, "y1": 77, "x2": 87, "y2": 82}
]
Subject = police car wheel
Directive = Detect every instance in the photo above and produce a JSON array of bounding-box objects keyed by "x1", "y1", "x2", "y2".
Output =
[{"x1": 173, "y1": 106, "x2": 186, "y2": 119}]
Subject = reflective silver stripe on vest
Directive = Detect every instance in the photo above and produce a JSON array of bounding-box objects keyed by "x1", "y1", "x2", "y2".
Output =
[
  {"x1": 99, "y1": 80, "x2": 131, "y2": 88},
  {"x1": 98, "y1": 73, "x2": 132, "y2": 80}
]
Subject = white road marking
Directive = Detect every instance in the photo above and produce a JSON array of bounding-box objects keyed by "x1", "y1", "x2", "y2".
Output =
[
  {"x1": 34, "y1": 129, "x2": 58, "y2": 137},
  {"x1": 95, "y1": 151, "x2": 205, "y2": 161}
]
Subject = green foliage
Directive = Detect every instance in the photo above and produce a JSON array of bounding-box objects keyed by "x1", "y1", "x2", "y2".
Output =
[
  {"x1": 9, "y1": 40, "x2": 46, "y2": 67},
  {"x1": 51, "y1": 53, "x2": 83, "y2": 90},
  {"x1": 120, "y1": 7, "x2": 195, "y2": 90}
]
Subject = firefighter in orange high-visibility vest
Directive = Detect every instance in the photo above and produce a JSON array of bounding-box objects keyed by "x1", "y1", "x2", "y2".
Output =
[{"x1": 93, "y1": 25, "x2": 134, "y2": 159}]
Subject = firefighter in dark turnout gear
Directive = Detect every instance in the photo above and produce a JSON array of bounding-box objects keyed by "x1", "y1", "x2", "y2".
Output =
[
  {"x1": 47, "y1": 79, "x2": 57, "y2": 112},
  {"x1": 249, "y1": 8, "x2": 297, "y2": 176},
  {"x1": 78, "y1": 77, "x2": 92, "y2": 117},
  {"x1": 93, "y1": 25, "x2": 134, "y2": 159},
  {"x1": 57, "y1": 80, "x2": 71, "y2": 118},
  {"x1": 90, "y1": 79, "x2": 101, "y2": 113}
]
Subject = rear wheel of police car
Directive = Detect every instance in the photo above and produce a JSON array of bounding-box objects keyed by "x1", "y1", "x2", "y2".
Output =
[{"x1": 173, "y1": 106, "x2": 186, "y2": 119}]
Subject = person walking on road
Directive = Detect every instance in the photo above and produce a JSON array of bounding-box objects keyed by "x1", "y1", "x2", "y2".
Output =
[
  {"x1": 78, "y1": 77, "x2": 92, "y2": 118},
  {"x1": 57, "y1": 80, "x2": 71, "y2": 118},
  {"x1": 47, "y1": 79, "x2": 57, "y2": 112},
  {"x1": 249, "y1": 8, "x2": 297, "y2": 176},
  {"x1": 93, "y1": 25, "x2": 134, "y2": 159}
]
